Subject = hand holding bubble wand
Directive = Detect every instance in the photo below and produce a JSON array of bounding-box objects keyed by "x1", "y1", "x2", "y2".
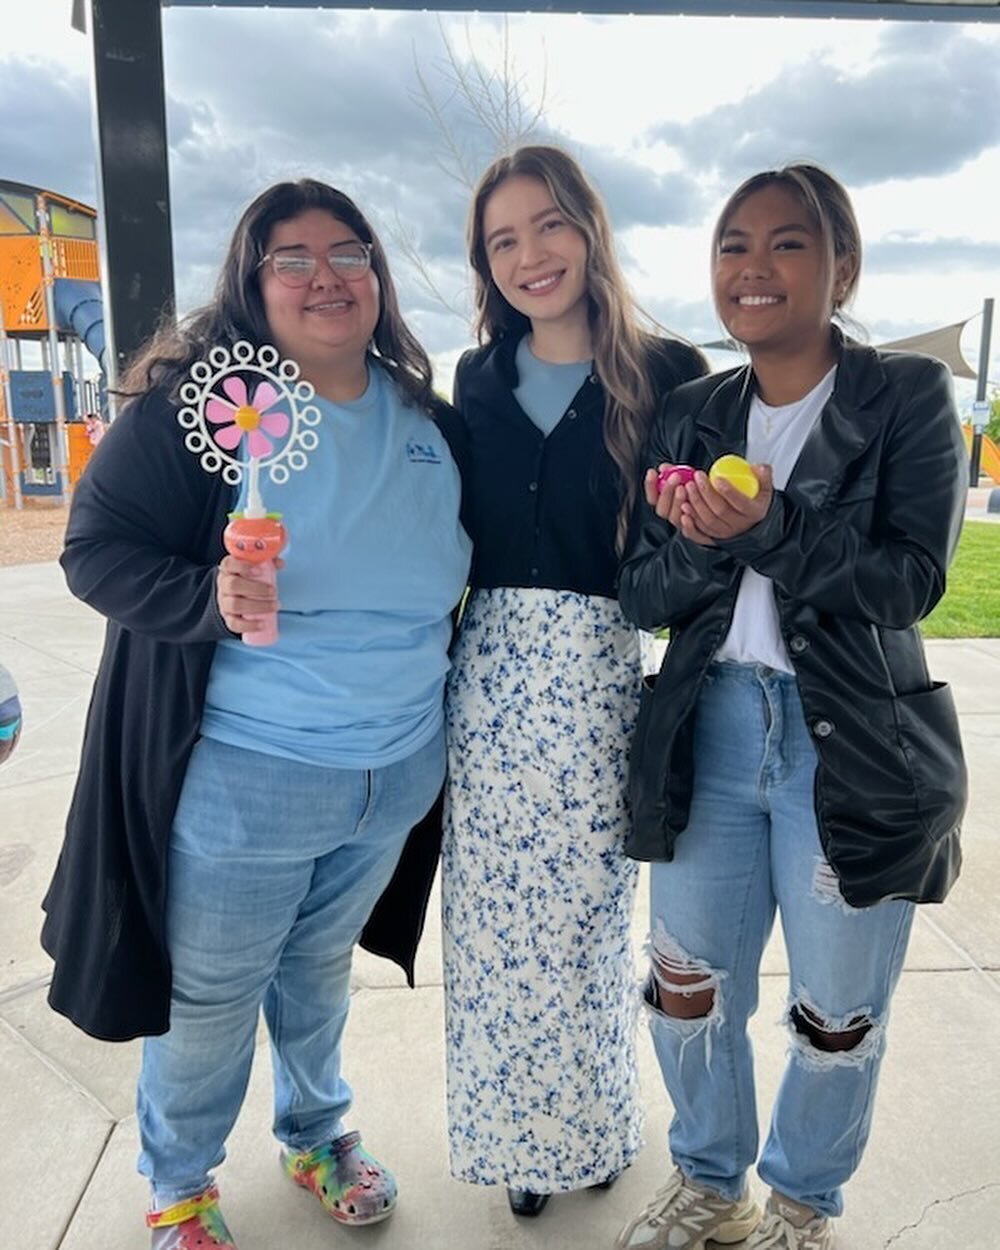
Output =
[{"x1": 177, "y1": 342, "x2": 322, "y2": 646}]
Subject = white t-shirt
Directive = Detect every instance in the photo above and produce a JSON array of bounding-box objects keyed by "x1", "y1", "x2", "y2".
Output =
[{"x1": 715, "y1": 366, "x2": 837, "y2": 673}]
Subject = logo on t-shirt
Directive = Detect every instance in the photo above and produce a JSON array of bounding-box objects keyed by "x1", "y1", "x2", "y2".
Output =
[{"x1": 406, "y1": 439, "x2": 442, "y2": 465}]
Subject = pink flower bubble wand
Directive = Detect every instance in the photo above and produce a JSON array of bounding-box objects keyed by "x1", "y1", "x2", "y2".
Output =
[{"x1": 177, "y1": 342, "x2": 321, "y2": 646}]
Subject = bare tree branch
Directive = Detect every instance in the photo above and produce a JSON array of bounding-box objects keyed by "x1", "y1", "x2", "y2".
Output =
[
  {"x1": 388, "y1": 17, "x2": 549, "y2": 323},
  {"x1": 388, "y1": 208, "x2": 467, "y2": 323}
]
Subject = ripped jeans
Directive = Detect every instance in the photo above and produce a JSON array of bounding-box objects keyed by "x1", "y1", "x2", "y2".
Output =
[{"x1": 647, "y1": 662, "x2": 913, "y2": 1217}]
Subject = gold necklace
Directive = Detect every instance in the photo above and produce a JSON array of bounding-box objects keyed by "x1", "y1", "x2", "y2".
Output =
[{"x1": 760, "y1": 393, "x2": 809, "y2": 439}]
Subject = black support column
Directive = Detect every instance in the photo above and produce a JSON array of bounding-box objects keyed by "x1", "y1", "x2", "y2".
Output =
[{"x1": 88, "y1": 0, "x2": 174, "y2": 393}]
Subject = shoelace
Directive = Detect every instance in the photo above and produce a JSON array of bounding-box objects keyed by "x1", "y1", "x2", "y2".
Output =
[
  {"x1": 644, "y1": 1172, "x2": 705, "y2": 1226},
  {"x1": 752, "y1": 1211, "x2": 826, "y2": 1249}
]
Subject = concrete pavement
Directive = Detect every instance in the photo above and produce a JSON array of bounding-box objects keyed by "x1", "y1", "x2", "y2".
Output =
[
  {"x1": 967, "y1": 487, "x2": 1000, "y2": 521},
  {"x1": 1, "y1": 560, "x2": 998, "y2": 1250}
]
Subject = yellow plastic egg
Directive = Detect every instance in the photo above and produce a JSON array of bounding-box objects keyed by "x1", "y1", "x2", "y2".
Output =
[{"x1": 709, "y1": 454, "x2": 760, "y2": 499}]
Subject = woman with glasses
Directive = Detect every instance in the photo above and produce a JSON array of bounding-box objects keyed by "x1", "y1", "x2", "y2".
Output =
[
  {"x1": 439, "y1": 146, "x2": 706, "y2": 1219},
  {"x1": 41, "y1": 179, "x2": 471, "y2": 1250}
]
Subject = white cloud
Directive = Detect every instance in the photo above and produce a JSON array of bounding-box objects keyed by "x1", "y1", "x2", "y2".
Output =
[{"x1": 1, "y1": 4, "x2": 998, "y2": 376}]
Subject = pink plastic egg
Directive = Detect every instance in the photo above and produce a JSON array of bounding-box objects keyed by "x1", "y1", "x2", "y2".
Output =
[{"x1": 656, "y1": 464, "x2": 697, "y2": 494}]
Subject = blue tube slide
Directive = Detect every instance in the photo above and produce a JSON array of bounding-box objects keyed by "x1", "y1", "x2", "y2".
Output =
[{"x1": 52, "y1": 278, "x2": 107, "y2": 372}]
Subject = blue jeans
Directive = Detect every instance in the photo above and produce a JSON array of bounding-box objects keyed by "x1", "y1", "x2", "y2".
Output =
[
  {"x1": 137, "y1": 729, "x2": 445, "y2": 1204},
  {"x1": 647, "y1": 663, "x2": 913, "y2": 1217}
]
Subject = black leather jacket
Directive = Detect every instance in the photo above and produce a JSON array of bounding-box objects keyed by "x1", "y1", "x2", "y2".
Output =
[{"x1": 619, "y1": 339, "x2": 968, "y2": 907}]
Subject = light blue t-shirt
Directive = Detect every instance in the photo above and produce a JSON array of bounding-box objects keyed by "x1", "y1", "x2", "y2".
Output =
[
  {"x1": 200, "y1": 364, "x2": 471, "y2": 769},
  {"x1": 513, "y1": 337, "x2": 591, "y2": 436}
]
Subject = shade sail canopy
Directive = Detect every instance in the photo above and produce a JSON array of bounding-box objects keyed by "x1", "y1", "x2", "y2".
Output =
[
  {"x1": 878, "y1": 321, "x2": 978, "y2": 379},
  {"x1": 702, "y1": 321, "x2": 978, "y2": 379}
]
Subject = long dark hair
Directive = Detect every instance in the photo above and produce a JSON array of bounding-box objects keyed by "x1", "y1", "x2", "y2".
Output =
[{"x1": 121, "y1": 179, "x2": 435, "y2": 410}]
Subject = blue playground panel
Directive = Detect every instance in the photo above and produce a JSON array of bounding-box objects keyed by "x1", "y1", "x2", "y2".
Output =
[{"x1": 9, "y1": 370, "x2": 78, "y2": 423}]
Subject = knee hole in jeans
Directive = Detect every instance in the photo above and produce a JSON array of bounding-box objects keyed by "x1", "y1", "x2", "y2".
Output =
[
  {"x1": 791, "y1": 1003, "x2": 870, "y2": 1052},
  {"x1": 655, "y1": 970, "x2": 716, "y2": 1019},
  {"x1": 786, "y1": 989, "x2": 885, "y2": 1071},
  {"x1": 645, "y1": 922, "x2": 729, "y2": 1065},
  {"x1": 647, "y1": 921, "x2": 724, "y2": 1021}
]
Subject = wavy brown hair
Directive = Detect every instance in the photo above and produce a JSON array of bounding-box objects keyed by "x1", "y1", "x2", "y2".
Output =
[
  {"x1": 468, "y1": 145, "x2": 687, "y2": 551},
  {"x1": 121, "y1": 179, "x2": 435, "y2": 410}
]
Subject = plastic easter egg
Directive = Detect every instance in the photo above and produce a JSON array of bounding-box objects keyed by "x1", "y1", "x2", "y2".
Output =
[
  {"x1": 656, "y1": 464, "x2": 697, "y2": 494},
  {"x1": 709, "y1": 454, "x2": 759, "y2": 499}
]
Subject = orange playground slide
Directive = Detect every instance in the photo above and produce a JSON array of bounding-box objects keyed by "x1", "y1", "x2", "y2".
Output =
[{"x1": 962, "y1": 426, "x2": 1000, "y2": 485}]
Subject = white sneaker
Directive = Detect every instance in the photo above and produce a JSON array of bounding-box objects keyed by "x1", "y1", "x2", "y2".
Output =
[
  {"x1": 614, "y1": 1166, "x2": 761, "y2": 1250},
  {"x1": 743, "y1": 1193, "x2": 835, "y2": 1249}
]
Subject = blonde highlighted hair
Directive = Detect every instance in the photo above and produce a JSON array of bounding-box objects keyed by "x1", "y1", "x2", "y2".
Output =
[{"x1": 467, "y1": 145, "x2": 676, "y2": 551}]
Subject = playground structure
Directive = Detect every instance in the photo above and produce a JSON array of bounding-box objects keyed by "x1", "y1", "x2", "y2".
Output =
[
  {"x1": 0, "y1": 179, "x2": 107, "y2": 508},
  {"x1": 962, "y1": 425, "x2": 1000, "y2": 485}
]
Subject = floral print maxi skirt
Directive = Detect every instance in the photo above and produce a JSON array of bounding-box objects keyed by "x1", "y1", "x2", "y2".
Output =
[{"x1": 442, "y1": 587, "x2": 643, "y2": 1191}]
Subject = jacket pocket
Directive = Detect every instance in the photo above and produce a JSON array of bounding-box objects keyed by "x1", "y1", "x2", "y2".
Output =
[
  {"x1": 633, "y1": 672, "x2": 658, "y2": 744},
  {"x1": 628, "y1": 673, "x2": 659, "y2": 783},
  {"x1": 894, "y1": 682, "x2": 967, "y2": 843}
]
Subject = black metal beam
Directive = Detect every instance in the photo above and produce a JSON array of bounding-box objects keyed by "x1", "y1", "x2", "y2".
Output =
[
  {"x1": 969, "y1": 298, "x2": 995, "y2": 485},
  {"x1": 164, "y1": 0, "x2": 1000, "y2": 21},
  {"x1": 89, "y1": 0, "x2": 174, "y2": 389}
]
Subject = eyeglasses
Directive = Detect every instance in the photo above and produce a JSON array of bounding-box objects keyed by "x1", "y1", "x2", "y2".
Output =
[{"x1": 257, "y1": 241, "x2": 373, "y2": 287}]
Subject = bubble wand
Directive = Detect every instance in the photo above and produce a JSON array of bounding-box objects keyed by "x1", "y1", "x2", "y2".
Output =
[{"x1": 177, "y1": 341, "x2": 321, "y2": 646}]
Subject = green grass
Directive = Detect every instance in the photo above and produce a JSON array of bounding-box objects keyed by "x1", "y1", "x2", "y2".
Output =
[{"x1": 922, "y1": 521, "x2": 1000, "y2": 638}]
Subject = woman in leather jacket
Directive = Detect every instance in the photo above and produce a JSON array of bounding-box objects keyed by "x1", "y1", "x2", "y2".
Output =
[{"x1": 615, "y1": 165, "x2": 967, "y2": 1250}]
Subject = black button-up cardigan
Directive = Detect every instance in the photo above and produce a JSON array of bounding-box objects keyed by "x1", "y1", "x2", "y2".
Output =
[{"x1": 444, "y1": 330, "x2": 707, "y2": 600}]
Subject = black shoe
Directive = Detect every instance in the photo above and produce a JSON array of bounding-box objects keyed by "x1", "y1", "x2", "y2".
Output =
[
  {"x1": 506, "y1": 1188, "x2": 550, "y2": 1217},
  {"x1": 590, "y1": 1173, "x2": 619, "y2": 1192}
]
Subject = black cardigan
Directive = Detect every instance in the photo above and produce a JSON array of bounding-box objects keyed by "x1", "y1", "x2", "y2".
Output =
[
  {"x1": 41, "y1": 380, "x2": 454, "y2": 1041},
  {"x1": 445, "y1": 331, "x2": 707, "y2": 598}
]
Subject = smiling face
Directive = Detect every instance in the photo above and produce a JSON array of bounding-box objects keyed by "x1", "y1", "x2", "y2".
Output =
[
  {"x1": 713, "y1": 183, "x2": 855, "y2": 360},
  {"x1": 480, "y1": 174, "x2": 590, "y2": 335},
  {"x1": 259, "y1": 207, "x2": 380, "y2": 372}
]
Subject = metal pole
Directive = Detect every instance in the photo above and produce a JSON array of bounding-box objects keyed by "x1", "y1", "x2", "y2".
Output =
[
  {"x1": 969, "y1": 297, "x2": 995, "y2": 487},
  {"x1": 88, "y1": 0, "x2": 175, "y2": 409},
  {"x1": 36, "y1": 194, "x2": 69, "y2": 501},
  {"x1": 0, "y1": 298, "x2": 7, "y2": 507},
  {"x1": 73, "y1": 336, "x2": 86, "y2": 401},
  {"x1": 0, "y1": 295, "x2": 24, "y2": 511},
  {"x1": 70, "y1": 334, "x2": 88, "y2": 489}
]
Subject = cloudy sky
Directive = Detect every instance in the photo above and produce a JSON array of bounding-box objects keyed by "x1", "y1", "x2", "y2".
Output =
[{"x1": 3, "y1": 1, "x2": 1000, "y2": 399}]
